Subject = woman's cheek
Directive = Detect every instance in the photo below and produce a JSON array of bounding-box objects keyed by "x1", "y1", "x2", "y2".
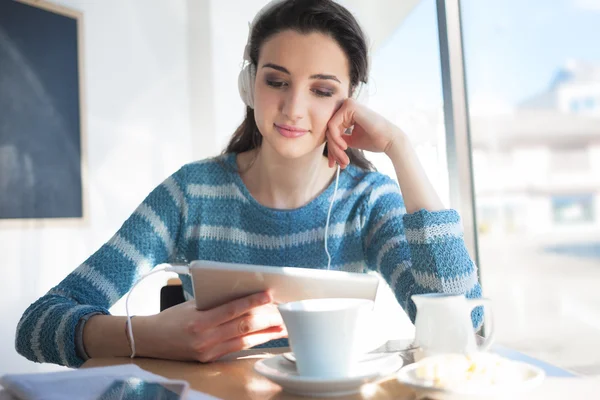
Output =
[{"x1": 318, "y1": 106, "x2": 337, "y2": 137}]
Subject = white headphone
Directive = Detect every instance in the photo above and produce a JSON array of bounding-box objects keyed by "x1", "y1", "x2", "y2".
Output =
[{"x1": 237, "y1": 0, "x2": 367, "y2": 109}]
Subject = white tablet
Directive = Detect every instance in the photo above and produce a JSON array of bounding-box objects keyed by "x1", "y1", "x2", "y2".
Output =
[{"x1": 189, "y1": 260, "x2": 380, "y2": 311}]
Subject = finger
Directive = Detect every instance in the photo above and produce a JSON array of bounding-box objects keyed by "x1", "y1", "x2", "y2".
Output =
[
  {"x1": 327, "y1": 104, "x2": 352, "y2": 146},
  {"x1": 327, "y1": 146, "x2": 335, "y2": 168},
  {"x1": 200, "y1": 326, "x2": 288, "y2": 362},
  {"x1": 206, "y1": 304, "x2": 284, "y2": 345},
  {"x1": 327, "y1": 120, "x2": 350, "y2": 151},
  {"x1": 331, "y1": 127, "x2": 349, "y2": 151},
  {"x1": 327, "y1": 141, "x2": 343, "y2": 166},
  {"x1": 342, "y1": 123, "x2": 368, "y2": 146},
  {"x1": 325, "y1": 130, "x2": 336, "y2": 168},
  {"x1": 328, "y1": 141, "x2": 350, "y2": 168},
  {"x1": 328, "y1": 101, "x2": 355, "y2": 135},
  {"x1": 332, "y1": 145, "x2": 349, "y2": 168},
  {"x1": 341, "y1": 130, "x2": 356, "y2": 148},
  {"x1": 202, "y1": 291, "x2": 272, "y2": 327},
  {"x1": 328, "y1": 99, "x2": 354, "y2": 129}
]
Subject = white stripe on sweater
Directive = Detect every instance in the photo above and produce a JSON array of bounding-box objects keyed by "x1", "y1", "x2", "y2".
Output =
[
  {"x1": 405, "y1": 222, "x2": 463, "y2": 244},
  {"x1": 411, "y1": 267, "x2": 479, "y2": 293},
  {"x1": 365, "y1": 207, "x2": 406, "y2": 247},
  {"x1": 390, "y1": 260, "x2": 412, "y2": 289},
  {"x1": 163, "y1": 176, "x2": 188, "y2": 222},
  {"x1": 375, "y1": 236, "x2": 407, "y2": 272},
  {"x1": 331, "y1": 180, "x2": 371, "y2": 202},
  {"x1": 31, "y1": 303, "x2": 63, "y2": 363},
  {"x1": 134, "y1": 203, "x2": 175, "y2": 256},
  {"x1": 56, "y1": 305, "x2": 89, "y2": 366},
  {"x1": 368, "y1": 184, "x2": 400, "y2": 206},
  {"x1": 107, "y1": 234, "x2": 153, "y2": 278},
  {"x1": 327, "y1": 218, "x2": 363, "y2": 237},
  {"x1": 47, "y1": 288, "x2": 72, "y2": 300},
  {"x1": 334, "y1": 261, "x2": 365, "y2": 273},
  {"x1": 16, "y1": 297, "x2": 52, "y2": 342},
  {"x1": 73, "y1": 263, "x2": 121, "y2": 305},
  {"x1": 185, "y1": 218, "x2": 362, "y2": 249},
  {"x1": 187, "y1": 183, "x2": 247, "y2": 203}
]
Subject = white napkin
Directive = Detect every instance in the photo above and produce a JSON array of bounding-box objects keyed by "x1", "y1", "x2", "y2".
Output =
[{"x1": 0, "y1": 364, "x2": 219, "y2": 400}]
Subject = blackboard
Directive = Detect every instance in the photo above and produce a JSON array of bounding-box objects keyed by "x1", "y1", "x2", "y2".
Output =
[{"x1": 0, "y1": 0, "x2": 85, "y2": 220}]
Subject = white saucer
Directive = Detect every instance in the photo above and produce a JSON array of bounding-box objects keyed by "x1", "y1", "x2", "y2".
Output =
[
  {"x1": 282, "y1": 351, "x2": 397, "y2": 364},
  {"x1": 254, "y1": 353, "x2": 404, "y2": 397}
]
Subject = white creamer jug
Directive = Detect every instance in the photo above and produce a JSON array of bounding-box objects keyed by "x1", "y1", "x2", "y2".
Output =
[{"x1": 411, "y1": 294, "x2": 494, "y2": 361}]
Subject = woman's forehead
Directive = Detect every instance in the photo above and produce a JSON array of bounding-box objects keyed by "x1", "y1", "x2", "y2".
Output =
[{"x1": 258, "y1": 30, "x2": 350, "y2": 82}]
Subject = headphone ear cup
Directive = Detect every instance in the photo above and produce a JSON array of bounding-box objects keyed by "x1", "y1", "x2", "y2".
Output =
[{"x1": 238, "y1": 63, "x2": 256, "y2": 108}]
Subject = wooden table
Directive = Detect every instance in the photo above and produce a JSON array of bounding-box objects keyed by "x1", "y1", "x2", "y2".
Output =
[
  {"x1": 83, "y1": 348, "x2": 416, "y2": 400},
  {"x1": 83, "y1": 345, "x2": 587, "y2": 400}
]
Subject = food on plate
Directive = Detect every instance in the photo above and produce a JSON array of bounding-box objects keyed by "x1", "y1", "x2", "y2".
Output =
[{"x1": 415, "y1": 352, "x2": 529, "y2": 390}]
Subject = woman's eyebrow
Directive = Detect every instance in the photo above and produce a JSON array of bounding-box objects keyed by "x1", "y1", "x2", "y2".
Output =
[
  {"x1": 262, "y1": 63, "x2": 341, "y2": 83},
  {"x1": 310, "y1": 73, "x2": 341, "y2": 83}
]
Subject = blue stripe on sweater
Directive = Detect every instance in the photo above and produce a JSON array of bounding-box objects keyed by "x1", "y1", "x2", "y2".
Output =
[{"x1": 58, "y1": 273, "x2": 112, "y2": 308}]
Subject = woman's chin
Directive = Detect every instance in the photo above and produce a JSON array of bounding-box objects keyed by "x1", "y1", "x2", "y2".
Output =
[
  {"x1": 268, "y1": 139, "x2": 323, "y2": 160},
  {"x1": 274, "y1": 148, "x2": 311, "y2": 160}
]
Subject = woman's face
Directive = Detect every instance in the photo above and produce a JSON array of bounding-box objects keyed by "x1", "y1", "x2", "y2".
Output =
[{"x1": 253, "y1": 30, "x2": 351, "y2": 160}]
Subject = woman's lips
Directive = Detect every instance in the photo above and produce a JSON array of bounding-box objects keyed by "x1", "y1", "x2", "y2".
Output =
[{"x1": 274, "y1": 124, "x2": 309, "y2": 138}]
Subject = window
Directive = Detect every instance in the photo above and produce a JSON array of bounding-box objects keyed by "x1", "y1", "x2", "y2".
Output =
[{"x1": 462, "y1": 0, "x2": 600, "y2": 374}]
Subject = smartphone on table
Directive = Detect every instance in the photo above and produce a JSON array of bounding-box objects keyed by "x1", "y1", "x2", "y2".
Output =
[{"x1": 97, "y1": 377, "x2": 189, "y2": 400}]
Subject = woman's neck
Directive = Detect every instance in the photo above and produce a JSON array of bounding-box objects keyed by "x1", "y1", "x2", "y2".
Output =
[{"x1": 238, "y1": 145, "x2": 336, "y2": 210}]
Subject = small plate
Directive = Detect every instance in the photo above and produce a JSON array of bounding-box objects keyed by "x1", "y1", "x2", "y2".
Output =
[
  {"x1": 254, "y1": 353, "x2": 403, "y2": 397},
  {"x1": 282, "y1": 351, "x2": 396, "y2": 364},
  {"x1": 396, "y1": 358, "x2": 545, "y2": 400}
]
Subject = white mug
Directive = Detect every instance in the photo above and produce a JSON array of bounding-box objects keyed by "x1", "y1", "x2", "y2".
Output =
[{"x1": 278, "y1": 298, "x2": 375, "y2": 379}]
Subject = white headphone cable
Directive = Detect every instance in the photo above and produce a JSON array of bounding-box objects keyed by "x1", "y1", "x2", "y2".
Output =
[
  {"x1": 125, "y1": 264, "x2": 190, "y2": 358},
  {"x1": 324, "y1": 163, "x2": 341, "y2": 270}
]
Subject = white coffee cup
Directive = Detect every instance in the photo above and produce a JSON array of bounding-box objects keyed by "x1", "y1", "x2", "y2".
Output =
[{"x1": 277, "y1": 298, "x2": 375, "y2": 379}]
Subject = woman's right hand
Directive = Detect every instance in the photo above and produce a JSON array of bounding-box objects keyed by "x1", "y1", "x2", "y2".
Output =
[{"x1": 134, "y1": 291, "x2": 287, "y2": 362}]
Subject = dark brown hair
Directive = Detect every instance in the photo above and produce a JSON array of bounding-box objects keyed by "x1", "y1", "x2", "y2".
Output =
[{"x1": 223, "y1": 0, "x2": 375, "y2": 171}]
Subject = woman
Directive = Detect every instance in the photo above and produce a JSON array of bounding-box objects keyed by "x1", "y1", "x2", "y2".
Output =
[{"x1": 15, "y1": 0, "x2": 482, "y2": 368}]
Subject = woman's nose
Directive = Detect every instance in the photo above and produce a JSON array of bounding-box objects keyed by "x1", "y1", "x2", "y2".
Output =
[{"x1": 281, "y1": 88, "x2": 307, "y2": 122}]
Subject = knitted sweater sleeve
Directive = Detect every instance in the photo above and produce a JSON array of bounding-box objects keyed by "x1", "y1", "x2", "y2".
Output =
[
  {"x1": 361, "y1": 176, "x2": 483, "y2": 327},
  {"x1": 15, "y1": 167, "x2": 188, "y2": 367}
]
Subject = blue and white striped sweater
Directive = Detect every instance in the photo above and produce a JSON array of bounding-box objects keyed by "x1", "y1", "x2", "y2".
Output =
[{"x1": 15, "y1": 153, "x2": 482, "y2": 367}]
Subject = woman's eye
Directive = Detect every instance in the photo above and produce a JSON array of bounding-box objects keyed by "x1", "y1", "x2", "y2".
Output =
[
  {"x1": 266, "y1": 80, "x2": 287, "y2": 88},
  {"x1": 266, "y1": 79, "x2": 334, "y2": 98},
  {"x1": 312, "y1": 89, "x2": 334, "y2": 98}
]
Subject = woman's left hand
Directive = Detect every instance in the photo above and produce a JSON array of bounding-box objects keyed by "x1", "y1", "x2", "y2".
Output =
[{"x1": 326, "y1": 98, "x2": 402, "y2": 168}]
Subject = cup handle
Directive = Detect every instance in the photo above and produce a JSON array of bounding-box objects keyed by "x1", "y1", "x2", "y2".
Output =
[{"x1": 467, "y1": 298, "x2": 495, "y2": 351}]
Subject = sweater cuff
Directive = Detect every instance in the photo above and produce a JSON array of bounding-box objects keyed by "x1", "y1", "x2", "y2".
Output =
[
  {"x1": 74, "y1": 312, "x2": 104, "y2": 362},
  {"x1": 62, "y1": 306, "x2": 110, "y2": 368}
]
